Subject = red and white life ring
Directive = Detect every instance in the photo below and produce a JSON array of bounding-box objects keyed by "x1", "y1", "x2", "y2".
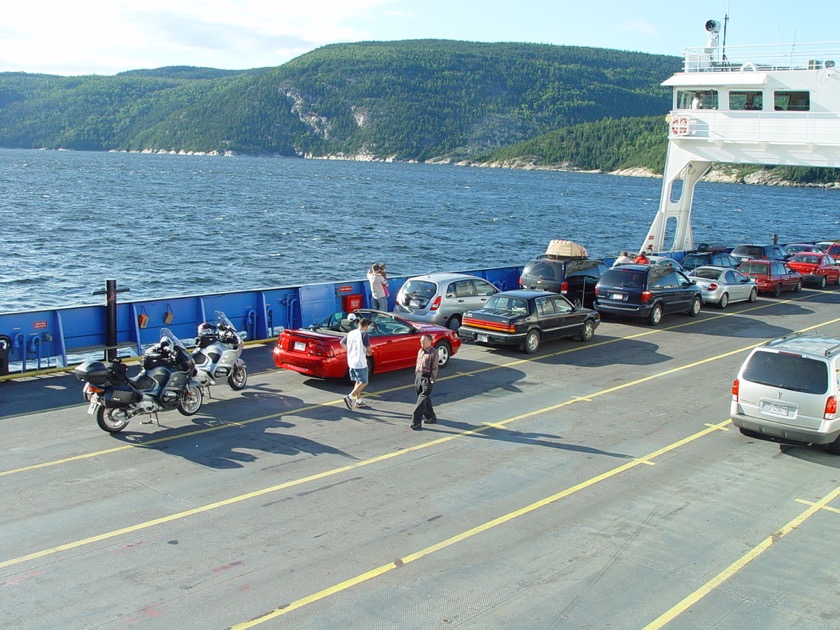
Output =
[{"x1": 670, "y1": 115, "x2": 690, "y2": 136}]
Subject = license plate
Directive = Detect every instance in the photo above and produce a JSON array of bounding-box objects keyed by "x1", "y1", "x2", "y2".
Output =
[
  {"x1": 761, "y1": 401, "x2": 791, "y2": 417},
  {"x1": 477, "y1": 334, "x2": 488, "y2": 343},
  {"x1": 609, "y1": 292, "x2": 625, "y2": 300},
  {"x1": 294, "y1": 341, "x2": 306, "y2": 352},
  {"x1": 87, "y1": 400, "x2": 99, "y2": 415}
]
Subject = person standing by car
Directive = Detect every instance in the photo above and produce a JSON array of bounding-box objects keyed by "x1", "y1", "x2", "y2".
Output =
[
  {"x1": 613, "y1": 251, "x2": 634, "y2": 266},
  {"x1": 634, "y1": 252, "x2": 650, "y2": 264},
  {"x1": 340, "y1": 317, "x2": 372, "y2": 410},
  {"x1": 411, "y1": 334, "x2": 439, "y2": 430},
  {"x1": 367, "y1": 263, "x2": 388, "y2": 311}
]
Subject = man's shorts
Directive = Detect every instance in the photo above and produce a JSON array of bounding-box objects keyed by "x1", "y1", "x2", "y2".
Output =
[{"x1": 349, "y1": 367, "x2": 369, "y2": 384}]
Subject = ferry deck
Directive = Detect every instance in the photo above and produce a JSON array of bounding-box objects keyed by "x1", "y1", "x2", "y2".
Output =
[{"x1": 3, "y1": 284, "x2": 839, "y2": 629}]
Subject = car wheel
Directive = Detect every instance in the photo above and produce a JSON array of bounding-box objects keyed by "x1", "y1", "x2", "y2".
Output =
[
  {"x1": 572, "y1": 297, "x2": 583, "y2": 308},
  {"x1": 575, "y1": 319, "x2": 595, "y2": 342},
  {"x1": 817, "y1": 276, "x2": 827, "y2": 289},
  {"x1": 794, "y1": 280, "x2": 802, "y2": 293},
  {"x1": 718, "y1": 293, "x2": 729, "y2": 309},
  {"x1": 687, "y1": 296, "x2": 701, "y2": 317},
  {"x1": 772, "y1": 284, "x2": 782, "y2": 297},
  {"x1": 434, "y1": 340, "x2": 451, "y2": 367},
  {"x1": 446, "y1": 315, "x2": 461, "y2": 330},
  {"x1": 828, "y1": 435, "x2": 840, "y2": 455},
  {"x1": 748, "y1": 287, "x2": 757, "y2": 302},
  {"x1": 648, "y1": 303, "x2": 663, "y2": 326},
  {"x1": 523, "y1": 329, "x2": 540, "y2": 354}
]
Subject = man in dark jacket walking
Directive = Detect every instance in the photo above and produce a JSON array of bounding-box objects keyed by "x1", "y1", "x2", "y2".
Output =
[{"x1": 411, "y1": 334, "x2": 439, "y2": 430}]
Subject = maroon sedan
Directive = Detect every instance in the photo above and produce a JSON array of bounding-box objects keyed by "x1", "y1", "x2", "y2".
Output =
[
  {"x1": 736, "y1": 259, "x2": 802, "y2": 297},
  {"x1": 786, "y1": 253, "x2": 840, "y2": 288},
  {"x1": 273, "y1": 309, "x2": 460, "y2": 379}
]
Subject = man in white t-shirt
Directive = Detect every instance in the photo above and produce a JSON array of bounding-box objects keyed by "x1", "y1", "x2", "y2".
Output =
[{"x1": 340, "y1": 317, "x2": 372, "y2": 409}]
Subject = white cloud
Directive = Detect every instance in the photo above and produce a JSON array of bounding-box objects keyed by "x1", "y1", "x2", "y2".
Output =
[{"x1": 621, "y1": 18, "x2": 660, "y2": 37}]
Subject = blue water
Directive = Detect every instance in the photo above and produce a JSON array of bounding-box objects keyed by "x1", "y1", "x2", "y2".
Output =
[{"x1": 0, "y1": 148, "x2": 837, "y2": 313}]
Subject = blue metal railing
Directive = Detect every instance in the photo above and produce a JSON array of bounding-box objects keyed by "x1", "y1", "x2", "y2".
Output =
[{"x1": 0, "y1": 266, "x2": 523, "y2": 374}]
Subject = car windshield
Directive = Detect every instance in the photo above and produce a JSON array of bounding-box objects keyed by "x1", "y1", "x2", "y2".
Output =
[
  {"x1": 600, "y1": 269, "x2": 645, "y2": 288},
  {"x1": 738, "y1": 262, "x2": 769, "y2": 274},
  {"x1": 401, "y1": 279, "x2": 436, "y2": 299},
  {"x1": 523, "y1": 261, "x2": 563, "y2": 281},
  {"x1": 683, "y1": 254, "x2": 708, "y2": 267},
  {"x1": 484, "y1": 296, "x2": 529, "y2": 315},
  {"x1": 733, "y1": 246, "x2": 765, "y2": 257},
  {"x1": 792, "y1": 254, "x2": 821, "y2": 264},
  {"x1": 691, "y1": 268, "x2": 721, "y2": 280},
  {"x1": 743, "y1": 350, "x2": 828, "y2": 394}
]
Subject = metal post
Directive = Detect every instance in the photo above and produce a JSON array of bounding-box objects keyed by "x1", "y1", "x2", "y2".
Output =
[{"x1": 93, "y1": 280, "x2": 130, "y2": 361}]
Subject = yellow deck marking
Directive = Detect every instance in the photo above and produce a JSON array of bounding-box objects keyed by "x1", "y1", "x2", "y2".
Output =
[
  {"x1": 643, "y1": 485, "x2": 840, "y2": 629},
  {"x1": 231, "y1": 419, "x2": 732, "y2": 628},
  {"x1": 795, "y1": 498, "x2": 840, "y2": 515}
]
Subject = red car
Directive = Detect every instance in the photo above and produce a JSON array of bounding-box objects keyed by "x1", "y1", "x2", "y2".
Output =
[
  {"x1": 736, "y1": 259, "x2": 802, "y2": 297},
  {"x1": 786, "y1": 253, "x2": 840, "y2": 288},
  {"x1": 273, "y1": 309, "x2": 460, "y2": 379},
  {"x1": 826, "y1": 242, "x2": 840, "y2": 263}
]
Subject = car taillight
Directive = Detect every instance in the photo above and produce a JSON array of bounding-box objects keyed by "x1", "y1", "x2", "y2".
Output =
[
  {"x1": 560, "y1": 281, "x2": 569, "y2": 294},
  {"x1": 519, "y1": 276, "x2": 524, "y2": 287},
  {"x1": 429, "y1": 296, "x2": 442, "y2": 311},
  {"x1": 641, "y1": 290, "x2": 652, "y2": 303},
  {"x1": 310, "y1": 344, "x2": 334, "y2": 358},
  {"x1": 825, "y1": 395, "x2": 837, "y2": 420},
  {"x1": 731, "y1": 378, "x2": 739, "y2": 400},
  {"x1": 594, "y1": 286, "x2": 601, "y2": 296},
  {"x1": 707, "y1": 283, "x2": 718, "y2": 291}
]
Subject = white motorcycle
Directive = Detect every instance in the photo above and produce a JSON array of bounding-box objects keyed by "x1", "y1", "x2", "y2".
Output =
[{"x1": 191, "y1": 311, "x2": 248, "y2": 396}]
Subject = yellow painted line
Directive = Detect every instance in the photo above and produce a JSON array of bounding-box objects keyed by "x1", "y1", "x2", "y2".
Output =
[
  {"x1": 231, "y1": 418, "x2": 733, "y2": 628},
  {"x1": 643, "y1": 484, "x2": 840, "y2": 630},
  {"x1": 795, "y1": 498, "x2": 840, "y2": 515}
]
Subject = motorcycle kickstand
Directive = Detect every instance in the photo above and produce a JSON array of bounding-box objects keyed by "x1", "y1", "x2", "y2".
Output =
[
  {"x1": 202, "y1": 385, "x2": 213, "y2": 399},
  {"x1": 141, "y1": 412, "x2": 161, "y2": 426}
]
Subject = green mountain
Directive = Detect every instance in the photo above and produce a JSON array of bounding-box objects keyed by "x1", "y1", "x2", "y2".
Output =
[{"x1": 0, "y1": 40, "x2": 680, "y2": 159}]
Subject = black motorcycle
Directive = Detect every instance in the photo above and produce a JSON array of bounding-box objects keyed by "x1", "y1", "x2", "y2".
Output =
[{"x1": 75, "y1": 328, "x2": 203, "y2": 433}]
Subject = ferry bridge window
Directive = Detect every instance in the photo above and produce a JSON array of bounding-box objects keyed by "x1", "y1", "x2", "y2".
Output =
[
  {"x1": 729, "y1": 91, "x2": 763, "y2": 111},
  {"x1": 774, "y1": 91, "x2": 810, "y2": 111},
  {"x1": 677, "y1": 90, "x2": 718, "y2": 110}
]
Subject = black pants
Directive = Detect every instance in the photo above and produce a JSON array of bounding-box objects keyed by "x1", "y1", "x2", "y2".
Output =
[{"x1": 412, "y1": 374, "x2": 436, "y2": 427}]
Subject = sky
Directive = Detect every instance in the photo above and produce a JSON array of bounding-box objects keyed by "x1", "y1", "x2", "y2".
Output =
[{"x1": 2, "y1": 0, "x2": 839, "y2": 76}]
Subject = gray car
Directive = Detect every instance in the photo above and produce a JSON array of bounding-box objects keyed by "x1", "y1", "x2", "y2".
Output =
[
  {"x1": 731, "y1": 333, "x2": 840, "y2": 454},
  {"x1": 687, "y1": 265, "x2": 757, "y2": 308},
  {"x1": 394, "y1": 272, "x2": 499, "y2": 329}
]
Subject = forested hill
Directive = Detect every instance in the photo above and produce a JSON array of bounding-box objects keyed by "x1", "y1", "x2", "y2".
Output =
[{"x1": 0, "y1": 40, "x2": 681, "y2": 160}]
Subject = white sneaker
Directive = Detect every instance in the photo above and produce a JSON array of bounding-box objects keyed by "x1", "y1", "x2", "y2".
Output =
[{"x1": 354, "y1": 399, "x2": 369, "y2": 408}]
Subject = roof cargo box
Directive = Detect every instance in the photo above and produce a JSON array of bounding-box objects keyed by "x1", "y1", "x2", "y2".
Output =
[{"x1": 545, "y1": 240, "x2": 588, "y2": 259}]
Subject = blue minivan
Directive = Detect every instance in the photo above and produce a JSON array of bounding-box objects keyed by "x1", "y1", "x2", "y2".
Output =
[{"x1": 593, "y1": 264, "x2": 702, "y2": 325}]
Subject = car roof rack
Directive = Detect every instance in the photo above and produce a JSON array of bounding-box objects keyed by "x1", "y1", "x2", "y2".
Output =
[{"x1": 763, "y1": 331, "x2": 807, "y2": 346}]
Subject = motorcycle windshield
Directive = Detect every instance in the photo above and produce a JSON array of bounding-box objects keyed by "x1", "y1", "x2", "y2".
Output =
[
  {"x1": 159, "y1": 328, "x2": 187, "y2": 351},
  {"x1": 215, "y1": 311, "x2": 236, "y2": 331}
]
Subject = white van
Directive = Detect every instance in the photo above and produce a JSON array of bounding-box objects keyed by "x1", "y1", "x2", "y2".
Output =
[{"x1": 731, "y1": 333, "x2": 840, "y2": 454}]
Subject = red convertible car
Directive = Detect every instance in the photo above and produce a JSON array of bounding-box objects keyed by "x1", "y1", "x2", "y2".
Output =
[{"x1": 273, "y1": 309, "x2": 461, "y2": 379}]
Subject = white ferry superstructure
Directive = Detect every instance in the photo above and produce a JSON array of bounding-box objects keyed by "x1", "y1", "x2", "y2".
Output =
[{"x1": 643, "y1": 21, "x2": 840, "y2": 253}]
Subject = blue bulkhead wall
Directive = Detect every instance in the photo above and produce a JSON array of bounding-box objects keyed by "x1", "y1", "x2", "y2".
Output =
[{"x1": 0, "y1": 266, "x2": 523, "y2": 372}]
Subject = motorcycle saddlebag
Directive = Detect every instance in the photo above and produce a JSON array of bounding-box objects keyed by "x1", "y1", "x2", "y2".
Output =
[
  {"x1": 102, "y1": 386, "x2": 135, "y2": 408},
  {"x1": 73, "y1": 360, "x2": 109, "y2": 386}
]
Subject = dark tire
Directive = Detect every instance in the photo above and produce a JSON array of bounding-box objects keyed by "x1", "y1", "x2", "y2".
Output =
[
  {"x1": 446, "y1": 315, "x2": 462, "y2": 330},
  {"x1": 97, "y1": 406, "x2": 131, "y2": 433},
  {"x1": 817, "y1": 275, "x2": 827, "y2": 289},
  {"x1": 772, "y1": 284, "x2": 782, "y2": 297},
  {"x1": 523, "y1": 329, "x2": 540, "y2": 354},
  {"x1": 228, "y1": 363, "x2": 247, "y2": 390},
  {"x1": 793, "y1": 280, "x2": 802, "y2": 293},
  {"x1": 572, "y1": 296, "x2": 583, "y2": 308},
  {"x1": 177, "y1": 384, "x2": 203, "y2": 416},
  {"x1": 434, "y1": 340, "x2": 451, "y2": 367},
  {"x1": 687, "y1": 296, "x2": 701, "y2": 317},
  {"x1": 828, "y1": 435, "x2": 840, "y2": 455},
  {"x1": 575, "y1": 319, "x2": 595, "y2": 342},
  {"x1": 648, "y1": 303, "x2": 663, "y2": 326},
  {"x1": 748, "y1": 287, "x2": 757, "y2": 302},
  {"x1": 718, "y1": 293, "x2": 729, "y2": 309}
]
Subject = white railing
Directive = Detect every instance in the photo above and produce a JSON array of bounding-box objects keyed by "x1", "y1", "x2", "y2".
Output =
[{"x1": 682, "y1": 42, "x2": 840, "y2": 73}]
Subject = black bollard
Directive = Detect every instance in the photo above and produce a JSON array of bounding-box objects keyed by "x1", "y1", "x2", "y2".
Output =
[{"x1": 93, "y1": 280, "x2": 130, "y2": 361}]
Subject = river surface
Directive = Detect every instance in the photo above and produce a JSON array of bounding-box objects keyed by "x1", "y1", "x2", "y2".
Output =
[{"x1": 0, "y1": 148, "x2": 837, "y2": 313}]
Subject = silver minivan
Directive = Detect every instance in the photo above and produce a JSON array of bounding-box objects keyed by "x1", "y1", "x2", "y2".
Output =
[
  {"x1": 731, "y1": 333, "x2": 840, "y2": 454},
  {"x1": 394, "y1": 272, "x2": 499, "y2": 330}
]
